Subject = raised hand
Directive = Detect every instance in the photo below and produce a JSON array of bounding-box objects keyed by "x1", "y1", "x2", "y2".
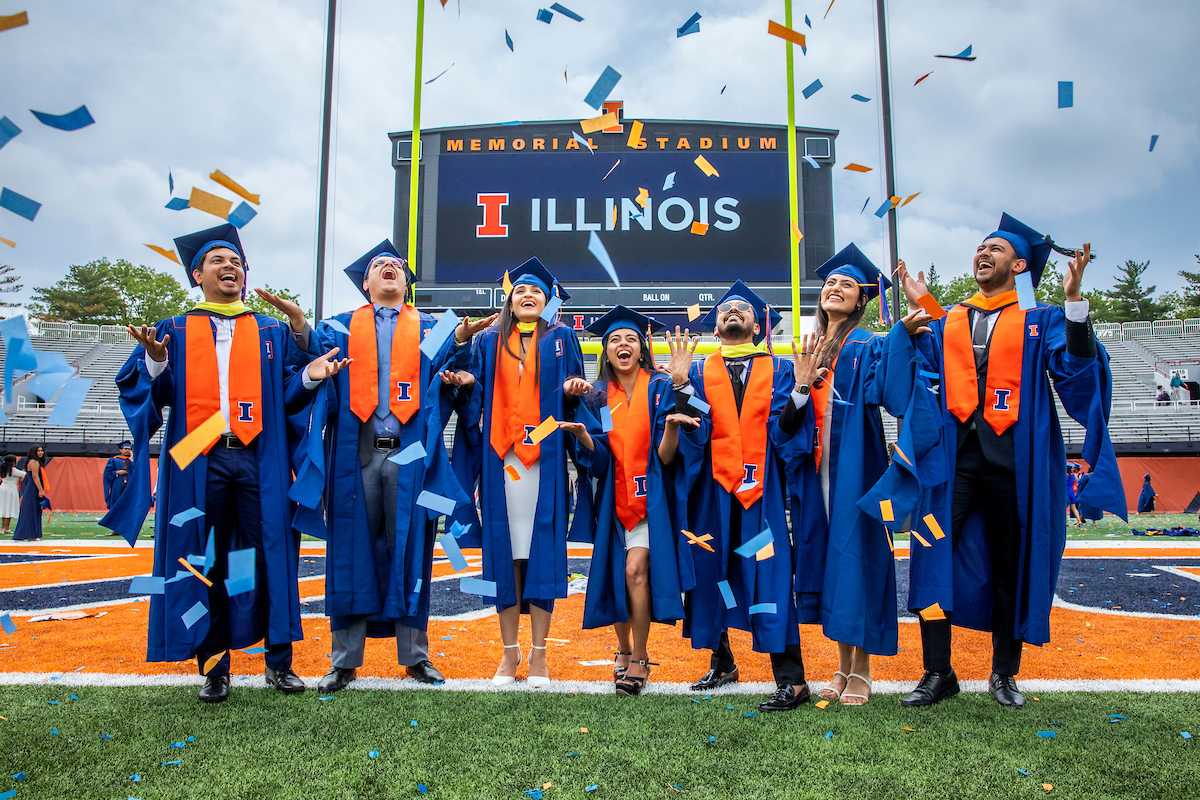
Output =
[
  {"x1": 896, "y1": 259, "x2": 928, "y2": 306},
  {"x1": 456, "y1": 312, "x2": 499, "y2": 344},
  {"x1": 790, "y1": 332, "x2": 827, "y2": 389},
  {"x1": 128, "y1": 324, "x2": 169, "y2": 363},
  {"x1": 901, "y1": 308, "x2": 934, "y2": 337},
  {"x1": 306, "y1": 347, "x2": 352, "y2": 381},
  {"x1": 254, "y1": 288, "x2": 307, "y2": 333},
  {"x1": 557, "y1": 420, "x2": 594, "y2": 451},
  {"x1": 663, "y1": 326, "x2": 699, "y2": 386},
  {"x1": 563, "y1": 377, "x2": 593, "y2": 396},
  {"x1": 440, "y1": 370, "x2": 475, "y2": 387},
  {"x1": 1064, "y1": 242, "x2": 1091, "y2": 302},
  {"x1": 664, "y1": 412, "x2": 701, "y2": 430}
]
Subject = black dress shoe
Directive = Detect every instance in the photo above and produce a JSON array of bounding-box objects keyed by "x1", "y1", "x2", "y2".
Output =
[
  {"x1": 406, "y1": 660, "x2": 446, "y2": 684},
  {"x1": 690, "y1": 666, "x2": 739, "y2": 691},
  {"x1": 988, "y1": 673, "x2": 1026, "y2": 707},
  {"x1": 265, "y1": 666, "x2": 306, "y2": 694},
  {"x1": 900, "y1": 670, "x2": 960, "y2": 707},
  {"x1": 198, "y1": 673, "x2": 230, "y2": 703},
  {"x1": 758, "y1": 682, "x2": 810, "y2": 713},
  {"x1": 317, "y1": 667, "x2": 357, "y2": 693}
]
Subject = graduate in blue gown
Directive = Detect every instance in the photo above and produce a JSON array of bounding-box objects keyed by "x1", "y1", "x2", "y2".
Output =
[
  {"x1": 786, "y1": 245, "x2": 942, "y2": 707},
  {"x1": 673, "y1": 281, "x2": 815, "y2": 713},
  {"x1": 102, "y1": 441, "x2": 133, "y2": 511},
  {"x1": 296, "y1": 240, "x2": 492, "y2": 693},
  {"x1": 1137, "y1": 474, "x2": 1157, "y2": 514},
  {"x1": 894, "y1": 214, "x2": 1126, "y2": 708},
  {"x1": 1075, "y1": 466, "x2": 1104, "y2": 523},
  {"x1": 442, "y1": 258, "x2": 590, "y2": 686},
  {"x1": 101, "y1": 223, "x2": 344, "y2": 703},
  {"x1": 569, "y1": 306, "x2": 698, "y2": 695}
]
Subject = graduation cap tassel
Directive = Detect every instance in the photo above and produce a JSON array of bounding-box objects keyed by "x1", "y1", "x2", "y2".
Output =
[
  {"x1": 879, "y1": 276, "x2": 892, "y2": 326},
  {"x1": 764, "y1": 304, "x2": 775, "y2": 357}
]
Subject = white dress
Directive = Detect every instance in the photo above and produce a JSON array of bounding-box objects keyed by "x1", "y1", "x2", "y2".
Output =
[
  {"x1": 0, "y1": 468, "x2": 25, "y2": 517},
  {"x1": 501, "y1": 358, "x2": 541, "y2": 561}
]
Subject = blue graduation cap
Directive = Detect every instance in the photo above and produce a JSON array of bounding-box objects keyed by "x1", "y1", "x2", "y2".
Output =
[
  {"x1": 700, "y1": 280, "x2": 781, "y2": 344},
  {"x1": 344, "y1": 239, "x2": 415, "y2": 303},
  {"x1": 585, "y1": 305, "x2": 665, "y2": 340},
  {"x1": 984, "y1": 213, "x2": 1052, "y2": 287},
  {"x1": 814, "y1": 243, "x2": 891, "y2": 303},
  {"x1": 118, "y1": 440, "x2": 132, "y2": 449},
  {"x1": 173, "y1": 223, "x2": 245, "y2": 287},
  {"x1": 500, "y1": 257, "x2": 570, "y2": 301}
]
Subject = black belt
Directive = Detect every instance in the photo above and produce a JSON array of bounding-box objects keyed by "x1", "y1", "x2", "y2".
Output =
[
  {"x1": 373, "y1": 436, "x2": 401, "y2": 451},
  {"x1": 216, "y1": 433, "x2": 254, "y2": 449}
]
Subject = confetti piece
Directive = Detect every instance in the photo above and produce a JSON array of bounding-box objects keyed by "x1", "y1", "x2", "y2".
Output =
[
  {"x1": 694, "y1": 155, "x2": 719, "y2": 177},
  {"x1": 683, "y1": 394, "x2": 710, "y2": 414},
  {"x1": 625, "y1": 119, "x2": 644, "y2": 149},
  {"x1": 505, "y1": 30, "x2": 513, "y2": 51},
  {"x1": 0, "y1": 613, "x2": 15, "y2": 635},
  {"x1": 420, "y1": 308, "x2": 460, "y2": 360},
  {"x1": 801, "y1": 79, "x2": 823, "y2": 99},
  {"x1": 202, "y1": 651, "x2": 226, "y2": 675},
  {"x1": 0, "y1": 237, "x2": 13, "y2": 248},
  {"x1": 144, "y1": 244, "x2": 180, "y2": 264},
  {"x1": 600, "y1": 160, "x2": 620, "y2": 181},
  {"x1": 923, "y1": 514, "x2": 945, "y2": 540},
  {"x1": 570, "y1": 131, "x2": 594, "y2": 154},
  {"x1": 791, "y1": 221, "x2": 803, "y2": 243},
  {"x1": 505, "y1": 464, "x2": 521, "y2": 481},
  {"x1": 815, "y1": 699, "x2": 829, "y2": 709},
  {"x1": 536, "y1": 8, "x2": 553, "y2": 23},
  {"x1": 914, "y1": 71, "x2": 934, "y2": 86},
  {"x1": 0, "y1": 116, "x2": 20, "y2": 150},
  {"x1": 0, "y1": 187, "x2": 40, "y2": 221},
  {"x1": 412, "y1": 721, "x2": 420, "y2": 728},
  {"x1": 583, "y1": 66, "x2": 622, "y2": 110},
  {"x1": 1042, "y1": 785, "x2": 1053, "y2": 792},
  {"x1": 46, "y1": 377, "x2": 92, "y2": 427},
  {"x1": 529, "y1": 416, "x2": 560, "y2": 445},
  {"x1": 900, "y1": 192, "x2": 920, "y2": 207},
  {"x1": 676, "y1": 12, "x2": 701, "y2": 37},
  {"x1": 918, "y1": 602, "x2": 946, "y2": 621},
  {"x1": 844, "y1": 163, "x2": 872, "y2": 173},
  {"x1": 748, "y1": 603, "x2": 777, "y2": 615},
  {"x1": 31, "y1": 105, "x2": 95, "y2": 131},
  {"x1": 580, "y1": 112, "x2": 617, "y2": 134},
  {"x1": 717, "y1": 580, "x2": 736, "y2": 609},
  {"x1": 171, "y1": 507, "x2": 205, "y2": 527},
  {"x1": 0, "y1": 11, "x2": 28, "y2": 31},
  {"x1": 874, "y1": 198, "x2": 896, "y2": 218},
  {"x1": 209, "y1": 170, "x2": 259, "y2": 205},
  {"x1": 915, "y1": 292, "x2": 946, "y2": 321},
  {"x1": 242, "y1": 646, "x2": 268, "y2": 654},
  {"x1": 460, "y1": 577, "x2": 497, "y2": 597},
  {"x1": 227, "y1": 201, "x2": 257, "y2": 229},
  {"x1": 176, "y1": 557, "x2": 214, "y2": 587},
  {"x1": 1182, "y1": 732, "x2": 1192, "y2": 739},
  {"x1": 823, "y1": 0, "x2": 836, "y2": 18},
  {"x1": 180, "y1": 601, "x2": 208, "y2": 630},
  {"x1": 687, "y1": 303, "x2": 701, "y2": 321},
  {"x1": 733, "y1": 527, "x2": 773, "y2": 558},
  {"x1": 425, "y1": 63, "x2": 454, "y2": 84},
  {"x1": 1015, "y1": 271, "x2": 1037, "y2": 310},
  {"x1": 879, "y1": 499, "x2": 895, "y2": 522},
  {"x1": 169, "y1": 411, "x2": 225, "y2": 470},
  {"x1": 755, "y1": 540, "x2": 774, "y2": 560},
  {"x1": 164, "y1": 197, "x2": 191, "y2": 211},
  {"x1": 1150, "y1": 135, "x2": 1159, "y2": 152},
  {"x1": 1057, "y1": 81, "x2": 1073, "y2": 109},
  {"x1": 502, "y1": 270, "x2": 513, "y2": 295},
  {"x1": 669, "y1": 785, "x2": 683, "y2": 792},
  {"x1": 550, "y1": 3, "x2": 582, "y2": 21},
  {"x1": 369, "y1": 748, "x2": 378, "y2": 758},
  {"x1": 450, "y1": 520, "x2": 471, "y2": 540},
  {"x1": 690, "y1": 221, "x2": 709, "y2": 236},
  {"x1": 824, "y1": 731, "x2": 834, "y2": 739},
  {"x1": 188, "y1": 187, "x2": 233, "y2": 220},
  {"x1": 682, "y1": 529, "x2": 715, "y2": 552},
  {"x1": 387, "y1": 441, "x2": 426, "y2": 466},
  {"x1": 225, "y1": 547, "x2": 256, "y2": 596},
  {"x1": 911, "y1": 531, "x2": 931, "y2": 548},
  {"x1": 936, "y1": 45, "x2": 976, "y2": 61},
  {"x1": 585, "y1": 786, "x2": 598, "y2": 793},
  {"x1": 600, "y1": 405, "x2": 613, "y2": 432},
  {"x1": 803, "y1": 155, "x2": 820, "y2": 169},
  {"x1": 416, "y1": 490, "x2": 457, "y2": 516},
  {"x1": 859, "y1": 197, "x2": 871, "y2": 214},
  {"x1": 767, "y1": 20, "x2": 806, "y2": 48},
  {"x1": 128, "y1": 576, "x2": 165, "y2": 595},
  {"x1": 162, "y1": 760, "x2": 182, "y2": 766},
  {"x1": 851, "y1": 94, "x2": 871, "y2": 102},
  {"x1": 418, "y1": 785, "x2": 429, "y2": 794},
  {"x1": 588, "y1": 231, "x2": 620, "y2": 288}
]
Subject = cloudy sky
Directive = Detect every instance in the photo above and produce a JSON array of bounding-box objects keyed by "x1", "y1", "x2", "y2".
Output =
[{"x1": 2, "y1": 0, "x2": 1198, "y2": 316}]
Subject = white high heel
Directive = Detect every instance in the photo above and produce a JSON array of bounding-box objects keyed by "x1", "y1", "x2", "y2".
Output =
[
  {"x1": 492, "y1": 644, "x2": 521, "y2": 686},
  {"x1": 527, "y1": 644, "x2": 550, "y2": 688}
]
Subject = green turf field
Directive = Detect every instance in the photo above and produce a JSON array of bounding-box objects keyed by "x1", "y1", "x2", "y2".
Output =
[{"x1": 0, "y1": 687, "x2": 1194, "y2": 798}]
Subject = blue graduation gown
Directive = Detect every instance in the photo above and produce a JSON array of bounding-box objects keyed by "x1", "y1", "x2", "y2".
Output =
[
  {"x1": 449, "y1": 324, "x2": 586, "y2": 612},
  {"x1": 787, "y1": 326, "x2": 943, "y2": 656},
  {"x1": 909, "y1": 302, "x2": 1126, "y2": 645},
  {"x1": 571, "y1": 373, "x2": 695, "y2": 628},
  {"x1": 103, "y1": 456, "x2": 130, "y2": 510},
  {"x1": 1138, "y1": 482, "x2": 1156, "y2": 513},
  {"x1": 99, "y1": 312, "x2": 317, "y2": 663},
  {"x1": 1075, "y1": 473, "x2": 1104, "y2": 521},
  {"x1": 676, "y1": 353, "x2": 803, "y2": 655},
  {"x1": 302, "y1": 311, "x2": 470, "y2": 636}
]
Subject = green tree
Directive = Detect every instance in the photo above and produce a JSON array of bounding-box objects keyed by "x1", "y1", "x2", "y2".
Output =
[
  {"x1": 1036, "y1": 262, "x2": 1066, "y2": 306},
  {"x1": 1102, "y1": 260, "x2": 1171, "y2": 323},
  {"x1": 0, "y1": 264, "x2": 23, "y2": 302},
  {"x1": 30, "y1": 260, "x2": 126, "y2": 325},
  {"x1": 244, "y1": 284, "x2": 311, "y2": 322},
  {"x1": 110, "y1": 260, "x2": 191, "y2": 325},
  {"x1": 941, "y1": 273, "x2": 979, "y2": 305},
  {"x1": 923, "y1": 264, "x2": 946, "y2": 303},
  {"x1": 1164, "y1": 255, "x2": 1200, "y2": 319}
]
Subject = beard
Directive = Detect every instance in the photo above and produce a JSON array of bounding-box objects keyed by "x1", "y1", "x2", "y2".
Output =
[
  {"x1": 719, "y1": 316, "x2": 751, "y2": 338},
  {"x1": 975, "y1": 260, "x2": 1012, "y2": 291}
]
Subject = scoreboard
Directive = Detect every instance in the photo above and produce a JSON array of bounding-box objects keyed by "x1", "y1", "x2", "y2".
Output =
[{"x1": 389, "y1": 106, "x2": 838, "y2": 316}]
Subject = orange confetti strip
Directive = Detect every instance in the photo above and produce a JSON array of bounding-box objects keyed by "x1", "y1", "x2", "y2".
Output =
[
  {"x1": 815, "y1": 699, "x2": 830, "y2": 709},
  {"x1": 766, "y1": 20, "x2": 806, "y2": 48},
  {"x1": 879, "y1": 499, "x2": 895, "y2": 522},
  {"x1": 528, "y1": 417, "x2": 559, "y2": 445},
  {"x1": 901, "y1": 192, "x2": 921, "y2": 207},
  {"x1": 903, "y1": 727, "x2": 915, "y2": 732},
  {"x1": 843, "y1": 163, "x2": 873, "y2": 173},
  {"x1": 690, "y1": 221, "x2": 709, "y2": 235},
  {"x1": 694, "y1": 155, "x2": 719, "y2": 177},
  {"x1": 823, "y1": 0, "x2": 836, "y2": 19},
  {"x1": 916, "y1": 292, "x2": 947, "y2": 321},
  {"x1": 890, "y1": 195, "x2": 901, "y2": 206},
  {"x1": 687, "y1": 304, "x2": 701, "y2": 321},
  {"x1": 503, "y1": 270, "x2": 513, "y2": 295},
  {"x1": 919, "y1": 602, "x2": 946, "y2": 621},
  {"x1": 914, "y1": 71, "x2": 934, "y2": 86},
  {"x1": 169, "y1": 411, "x2": 226, "y2": 470},
  {"x1": 580, "y1": 727, "x2": 588, "y2": 733},
  {"x1": 682, "y1": 530, "x2": 715, "y2": 552},
  {"x1": 627, "y1": 120, "x2": 644, "y2": 148},
  {"x1": 0, "y1": 11, "x2": 29, "y2": 32},
  {"x1": 755, "y1": 541, "x2": 775, "y2": 561},
  {"x1": 580, "y1": 112, "x2": 617, "y2": 135},
  {"x1": 202, "y1": 650, "x2": 227, "y2": 675},
  {"x1": 0, "y1": 237, "x2": 14, "y2": 248},
  {"x1": 504, "y1": 464, "x2": 521, "y2": 481},
  {"x1": 923, "y1": 513, "x2": 946, "y2": 540},
  {"x1": 893, "y1": 444, "x2": 913, "y2": 467},
  {"x1": 791, "y1": 221, "x2": 804, "y2": 243},
  {"x1": 1042, "y1": 785, "x2": 1053, "y2": 793},
  {"x1": 188, "y1": 187, "x2": 233, "y2": 220},
  {"x1": 144, "y1": 244, "x2": 180, "y2": 264},
  {"x1": 611, "y1": 205, "x2": 617, "y2": 228},
  {"x1": 210, "y1": 170, "x2": 260, "y2": 205},
  {"x1": 911, "y1": 531, "x2": 931, "y2": 548},
  {"x1": 601, "y1": 159, "x2": 620, "y2": 180},
  {"x1": 542, "y1": 783, "x2": 552, "y2": 791},
  {"x1": 635, "y1": 187, "x2": 649, "y2": 208},
  {"x1": 176, "y1": 557, "x2": 214, "y2": 588}
]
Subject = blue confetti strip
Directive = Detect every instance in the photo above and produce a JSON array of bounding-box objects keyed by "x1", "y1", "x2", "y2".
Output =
[
  {"x1": 170, "y1": 507, "x2": 204, "y2": 527},
  {"x1": 419, "y1": 308, "x2": 460, "y2": 359},
  {"x1": 733, "y1": 527, "x2": 773, "y2": 558},
  {"x1": 505, "y1": 30, "x2": 513, "y2": 51},
  {"x1": 46, "y1": 377, "x2": 93, "y2": 427},
  {"x1": 438, "y1": 531, "x2": 468, "y2": 572},
  {"x1": 851, "y1": 94, "x2": 871, "y2": 102},
  {"x1": 1150, "y1": 135, "x2": 1159, "y2": 152},
  {"x1": 180, "y1": 601, "x2": 208, "y2": 630},
  {"x1": 583, "y1": 66, "x2": 622, "y2": 110},
  {"x1": 0, "y1": 187, "x2": 42, "y2": 221},
  {"x1": 165, "y1": 197, "x2": 189, "y2": 210},
  {"x1": 677, "y1": 12, "x2": 701, "y2": 37},
  {"x1": 128, "y1": 575, "x2": 165, "y2": 595},
  {"x1": 0, "y1": 116, "x2": 21, "y2": 149},
  {"x1": 801, "y1": 79, "x2": 823, "y2": 99},
  {"x1": 460, "y1": 577, "x2": 498, "y2": 597},
  {"x1": 1057, "y1": 81, "x2": 1073, "y2": 108},
  {"x1": 536, "y1": 8, "x2": 553, "y2": 23},
  {"x1": 31, "y1": 105, "x2": 95, "y2": 131},
  {"x1": 551, "y1": 3, "x2": 583, "y2": 21},
  {"x1": 717, "y1": 580, "x2": 736, "y2": 609},
  {"x1": 416, "y1": 490, "x2": 457, "y2": 517},
  {"x1": 388, "y1": 441, "x2": 426, "y2": 466},
  {"x1": 228, "y1": 201, "x2": 257, "y2": 229}
]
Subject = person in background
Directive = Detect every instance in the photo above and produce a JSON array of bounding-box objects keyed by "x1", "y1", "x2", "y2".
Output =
[
  {"x1": 13, "y1": 446, "x2": 47, "y2": 541},
  {"x1": 1137, "y1": 474, "x2": 1157, "y2": 516},
  {"x1": 0, "y1": 455, "x2": 26, "y2": 535},
  {"x1": 103, "y1": 441, "x2": 134, "y2": 535},
  {"x1": 1170, "y1": 372, "x2": 1185, "y2": 406},
  {"x1": 1065, "y1": 464, "x2": 1084, "y2": 526},
  {"x1": 1075, "y1": 465, "x2": 1104, "y2": 525}
]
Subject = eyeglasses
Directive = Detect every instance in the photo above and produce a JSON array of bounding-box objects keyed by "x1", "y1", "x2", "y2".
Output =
[
  {"x1": 369, "y1": 256, "x2": 407, "y2": 271},
  {"x1": 717, "y1": 300, "x2": 754, "y2": 314}
]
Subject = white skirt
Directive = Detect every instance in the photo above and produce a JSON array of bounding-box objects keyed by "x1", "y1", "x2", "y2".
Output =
[
  {"x1": 623, "y1": 518, "x2": 650, "y2": 550},
  {"x1": 0, "y1": 482, "x2": 20, "y2": 518},
  {"x1": 502, "y1": 448, "x2": 540, "y2": 561}
]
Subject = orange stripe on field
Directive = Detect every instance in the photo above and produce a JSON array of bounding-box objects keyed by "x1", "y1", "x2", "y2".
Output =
[{"x1": 0, "y1": 548, "x2": 153, "y2": 588}]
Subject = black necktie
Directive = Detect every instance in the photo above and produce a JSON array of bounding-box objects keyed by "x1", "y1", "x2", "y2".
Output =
[
  {"x1": 730, "y1": 363, "x2": 746, "y2": 410},
  {"x1": 972, "y1": 309, "x2": 990, "y2": 368}
]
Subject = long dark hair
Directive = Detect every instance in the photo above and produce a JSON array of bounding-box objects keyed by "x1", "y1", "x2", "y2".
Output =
[
  {"x1": 495, "y1": 292, "x2": 548, "y2": 391},
  {"x1": 1, "y1": 455, "x2": 13, "y2": 479},
  {"x1": 21, "y1": 445, "x2": 43, "y2": 472},
  {"x1": 811, "y1": 283, "x2": 868, "y2": 369},
  {"x1": 596, "y1": 330, "x2": 655, "y2": 385}
]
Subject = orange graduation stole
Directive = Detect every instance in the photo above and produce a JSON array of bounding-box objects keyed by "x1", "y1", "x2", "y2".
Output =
[
  {"x1": 944, "y1": 290, "x2": 1025, "y2": 435},
  {"x1": 185, "y1": 314, "x2": 263, "y2": 447},
  {"x1": 347, "y1": 304, "x2": 421, "y2": 424},
  {"x1": 809, "y1": 356, "x2": 838, "y2": 471},
  {"x1": 490, "y1": 328, "x2": 542, "y2": 468},
  {"x1": 704, "y1": 351, "x2": 772, "y2": 509},
  {"x1": 608, "y1": 371, "x2": 652, "y2": 532}
]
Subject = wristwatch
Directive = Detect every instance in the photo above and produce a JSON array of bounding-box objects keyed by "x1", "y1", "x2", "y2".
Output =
[{"x1": 796, "y1": 384, "x2": 810, "y2": 395}]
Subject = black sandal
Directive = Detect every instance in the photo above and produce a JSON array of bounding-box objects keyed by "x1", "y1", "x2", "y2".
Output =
[
  {"x1": 613, "y1": 651, "x2": 632, "y2": 680},
  {"x1": 615, "y1": 659, "x2": 658, "y2": 697}
]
